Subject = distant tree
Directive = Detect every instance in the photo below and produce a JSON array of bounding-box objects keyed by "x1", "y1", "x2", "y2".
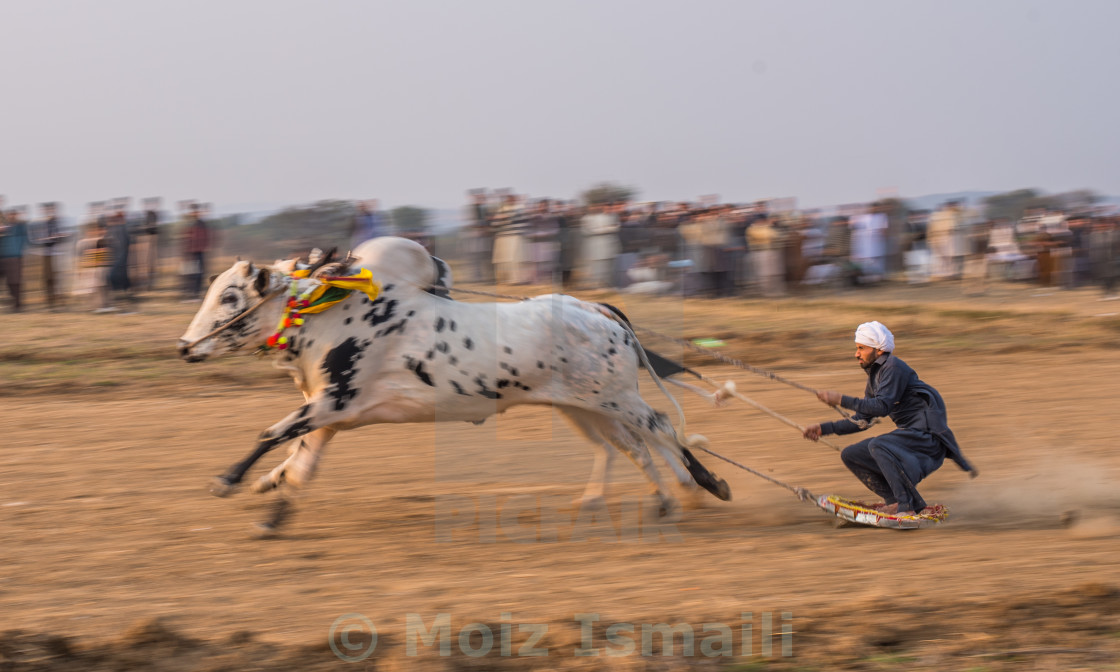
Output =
[
  {"x1": 983, "y1": 188, "x2": 1099, "y2": 222},
  {"x1": 220, "y1": 199, "x2": 355, "y2": 259},
  {"x1": 580, "y1": 182, "x2": 638, "y2": 206},
  {"x1": 390, "y1": 206, "x2": 429, "y2": 233},
  {"x1": 1049, "y1": 189, "x2": 1098, "y2": 212},
  {"x1": 982, "y1": 189, "x2": 1044, "y2": 222}
]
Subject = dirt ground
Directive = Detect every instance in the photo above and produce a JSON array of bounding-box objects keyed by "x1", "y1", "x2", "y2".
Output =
[{"x1": 2, "y1": 277, "x2": 1120, "y2": 671}]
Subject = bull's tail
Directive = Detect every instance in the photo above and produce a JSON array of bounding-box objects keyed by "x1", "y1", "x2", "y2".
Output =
[{"x1": 595, "y1": 303, "x2": 730, "y2": 501}]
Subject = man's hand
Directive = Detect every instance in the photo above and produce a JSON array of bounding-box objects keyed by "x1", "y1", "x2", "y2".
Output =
[
  {"x1": 802, "y1": 424, "x2": 822, "y2": 442},
  {"x1": 816, "y1": 390, "x2": 842, "y2": 406}
]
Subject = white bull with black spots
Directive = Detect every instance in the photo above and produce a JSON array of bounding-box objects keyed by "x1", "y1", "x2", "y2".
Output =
[{"x1": 177, "y1": 236, "x2": 730, "y2": 533}]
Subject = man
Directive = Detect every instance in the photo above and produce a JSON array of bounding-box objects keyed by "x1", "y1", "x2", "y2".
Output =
[
  {"x1": 491, "y1": 193, "x2": 531, "y2": 285},
  {"x1": 579, "y1": 202, "x2": 620, "y2": 289},
  {"x1": 135, "y1": 197, "x2": 162, "y2": 292},
  {"x1": 30, "y1": 202, "x2": 68, "y2": 310},
  {"x1": 348, "y1": 199, "x2": 386, "y2": 251},
  {"x1": 464, "y1": 190, "x2": 494, "y2": 283},
  {"x1": 0, "y1": 205, "x2": 31, "y2": 311},
  {"x1": 803, "y1": 321, "x2": 977, "y2": 516},
  {"x1": 105, "y1": 200, "x2": 133, "y2": 303},
  {"x1": 927, "y1": 201, "x2": 961, "y2": 279},
  {"x1": 181, "y1": 203, "x2": 212, "y2": 300}
]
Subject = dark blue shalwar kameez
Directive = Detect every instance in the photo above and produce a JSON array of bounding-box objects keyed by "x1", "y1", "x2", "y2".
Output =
[{"x1": 819, "y1": 354, "x2": 975, "y2": 513}]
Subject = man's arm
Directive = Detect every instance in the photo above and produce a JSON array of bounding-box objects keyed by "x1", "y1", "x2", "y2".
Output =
[
  {"x1": 818, "y1": 363, "x2": 905, "y2": 420},
  {"x1": 804, "y1": 388, "x2": 874, "y2": 441}
]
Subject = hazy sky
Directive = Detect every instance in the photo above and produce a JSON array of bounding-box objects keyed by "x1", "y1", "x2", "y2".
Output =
[{"x1": 2, "y1": 0, "x2": 1118, "y2": 215}]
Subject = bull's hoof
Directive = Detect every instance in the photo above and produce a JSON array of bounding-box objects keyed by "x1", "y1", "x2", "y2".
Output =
[
  {"x1": 253, "y1": 498, "x2": 293, "y2": 538},
  {"x1": 253, "y1": 522, "x2": 283, "y2": 539},
  {"x1": 209, "y1": 476, "x2": 240, "y2": 498},
  {"x1": 250, "y1": 475, "x2": 280, "y2": 494},
  {"x1": 573, "y1": 494, "x2": 606, "y2": 511},
  {"x1": 657, "y1": 497, "x2": 682, "y2": 522},
  {"x1": 710, "y1": 477, "x2": 732, "y2": 502}
]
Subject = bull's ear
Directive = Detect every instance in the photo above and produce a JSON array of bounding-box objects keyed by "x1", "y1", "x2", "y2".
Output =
[
  {"x1": 208, "y1": 274, "x2": 218, "y2": 285},
  {"x1": 253, "y1": 267, "x2": 272, "y2": 295}
]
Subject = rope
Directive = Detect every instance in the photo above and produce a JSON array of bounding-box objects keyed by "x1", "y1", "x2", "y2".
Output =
[
  {"x1": 696, "y1": 376, "x2": 842, "y2": 452},
  {"x1": 435, "y1": 284, "x2": 827, "y2": 503},
  {"x1": 692, "y1": 444, "x2": 815, "y2": 502},
  {"x1": 440, "y1": 284, "x2": 858, "y2": 424},
  {"x1": 629, "y1": 324, "x2": 860, "y2": 423}
]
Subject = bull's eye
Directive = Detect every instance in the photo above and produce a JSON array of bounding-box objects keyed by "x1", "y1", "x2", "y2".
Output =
[{"x1": 221, "y1": 292, "x2": 239, "y2": 307}]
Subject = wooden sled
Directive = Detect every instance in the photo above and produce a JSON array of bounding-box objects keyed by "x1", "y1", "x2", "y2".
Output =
[{"x1": 814, "y1": 494, "x2": 948, "y2": 529}]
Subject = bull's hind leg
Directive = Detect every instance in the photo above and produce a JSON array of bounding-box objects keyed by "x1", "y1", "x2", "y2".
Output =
[
  {"x1": 604, "y1": 400, "x2": 732, "y2": 503},
  {"x1": 562, "y1": 407, "x2": 679, "y2": 519},
  {"x1": 557, "y1": 408, "x2": 618, "y2": 510}
]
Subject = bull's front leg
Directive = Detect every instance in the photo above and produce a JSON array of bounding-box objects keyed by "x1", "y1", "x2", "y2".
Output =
[
  {"x1": 210, "y1": 403, "x2": 324, "y2": 497},
  {"x1": 250, "y1": 427, "x2": 338, "y2": 494}
]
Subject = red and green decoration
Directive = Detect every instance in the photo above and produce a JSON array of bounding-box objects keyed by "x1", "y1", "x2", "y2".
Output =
[{"x1": 260, "y1": 268, "x2": 381, "y2": 351}]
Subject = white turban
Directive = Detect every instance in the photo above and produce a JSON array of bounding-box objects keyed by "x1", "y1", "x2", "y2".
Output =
[{"x1": 854, "y1": 321, "x2": 894, "y2": 352}]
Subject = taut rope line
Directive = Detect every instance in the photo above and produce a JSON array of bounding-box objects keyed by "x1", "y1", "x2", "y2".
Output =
[{"x1": 437, "y1": 284, "x2": 855, "y2": 422}]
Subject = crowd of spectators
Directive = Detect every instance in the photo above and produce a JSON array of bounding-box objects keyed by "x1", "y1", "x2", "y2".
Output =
[
  {"x1": 0, "y1": 196, "x2": 215, "y2": 313},
  {"x1": 1, "y1": 188, "x2": 1117, "y2": 313},
  {"x1": 458, "y1": 190, "x2": 1120, "y2": 300}
]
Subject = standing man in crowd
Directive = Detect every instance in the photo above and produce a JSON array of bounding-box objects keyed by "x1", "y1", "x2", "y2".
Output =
[
  {"x1": 105, "y1": 200, "x2": 133, "y2": 307},
  {"x1": 927, "y1": 201, "x2": 962, "y2": 280},
  {"x1": 0, "y1": 204, "x2": 31, "y2": 311},
  {"x1": 464, "y1": 190, "x2": 494, "y2": 283},
  {"x1": 181, "y1": 203, "x2": 212, "y2": 301},
  {"x1": 802, "y1": 321, "x2": 977, "y2": 516},
  {"x1": 1089, "y1": 216, "x2": 1119, "y2": 298},
  {"x1": 579, "y1": 202, "x2": 620, "y2": 289},
  {"x1": 491, "y1": 192, "x2": 531, "y2": 285},
  {"x1": 349, "y1": 199, "x2": 386, "y2": 251},
  {"x1": 134, "y1": 198, "x2": 162, "y2": 292},
  {"x1": 31, "y1": 202, "x2": 68, "y2": 310}
]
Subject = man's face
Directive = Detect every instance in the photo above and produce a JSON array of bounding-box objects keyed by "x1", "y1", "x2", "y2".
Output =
[{"x1": 855, "y1": 343, "x2": 881, "y2": 369}]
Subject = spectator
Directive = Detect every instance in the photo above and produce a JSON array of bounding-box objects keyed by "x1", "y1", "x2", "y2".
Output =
[
  {"x1": 0, "y1": 206, "x2": 31, "y2": 311},
  {"x1": 1089, "y1": 216, "x2": 1119, "y2": 298},
  {"x1": 134, "y1": 197, "x2": 162, "y2": 292},
  {"x1": 30, "y1": 202, "x2": 69, "y2": 310},
  {"x1": 491, "y1": 193, "x2": 531, "y2": 285},
  {"x1": 927, "y1": 201, "x2": 961, "y2": 279},
  {"x1": 849, "y1": 203, "x2": 889, "y2": 282},
  {"x1": 782, "y1": 212, "x2": 808, "y2": 289},
  {"x1": 747, "y1": 209, "x2": 785, "y2": 297},
  {"x1": 579, "y1": 202, "x2": 620, "y2": 289},
  {"x1": 463, "y1": 190, "x2": 494, "y2": 283},
  {"x1": 556, "y1": 201, "x2": 582, "y2": 290},
  {"x1": 527, "y1": 199, "x2": 559, "y2": 285},
  {"x1": 74, "y1": 217, "x2": 114, "y2": 312},
  {"x1": 348, "y1": 199, "x2": 386, "y2": 251},
  {"x1": 961, "y1": 220, "x2": 991, "y2": 295},
  {"x1": 104, "y1": 200, "x2": 133, "y2": 306},
  {"x1": 181, "y1": 203, "x2": 212, "y2": 300}
]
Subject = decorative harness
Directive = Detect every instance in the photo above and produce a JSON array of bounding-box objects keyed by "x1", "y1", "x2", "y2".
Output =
[
  {"x1": 261, "y1": 268, "x2": 380, "y2": 351},
  {"x1": 182, "y1": 267, "x2": 381, "y2": 353}
]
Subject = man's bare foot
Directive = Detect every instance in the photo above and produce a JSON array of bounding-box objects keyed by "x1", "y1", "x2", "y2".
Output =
[{"x1": 877, "y1": 503, "x2": 916, "y2": 516}]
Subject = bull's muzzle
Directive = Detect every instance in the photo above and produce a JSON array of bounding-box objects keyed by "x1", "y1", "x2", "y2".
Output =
[{"x1": 178, "y1": 339, "x2": 208, "y2": 363}]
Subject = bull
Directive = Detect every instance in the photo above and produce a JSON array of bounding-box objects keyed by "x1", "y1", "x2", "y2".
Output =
[{"x1": 177, "y1": 236, "x2": 730, "y2": 533}]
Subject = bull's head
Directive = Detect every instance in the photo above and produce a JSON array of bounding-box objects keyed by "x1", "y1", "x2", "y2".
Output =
[{"x1": 177, "y1": 260, "x2": 287, "y2": 362}]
